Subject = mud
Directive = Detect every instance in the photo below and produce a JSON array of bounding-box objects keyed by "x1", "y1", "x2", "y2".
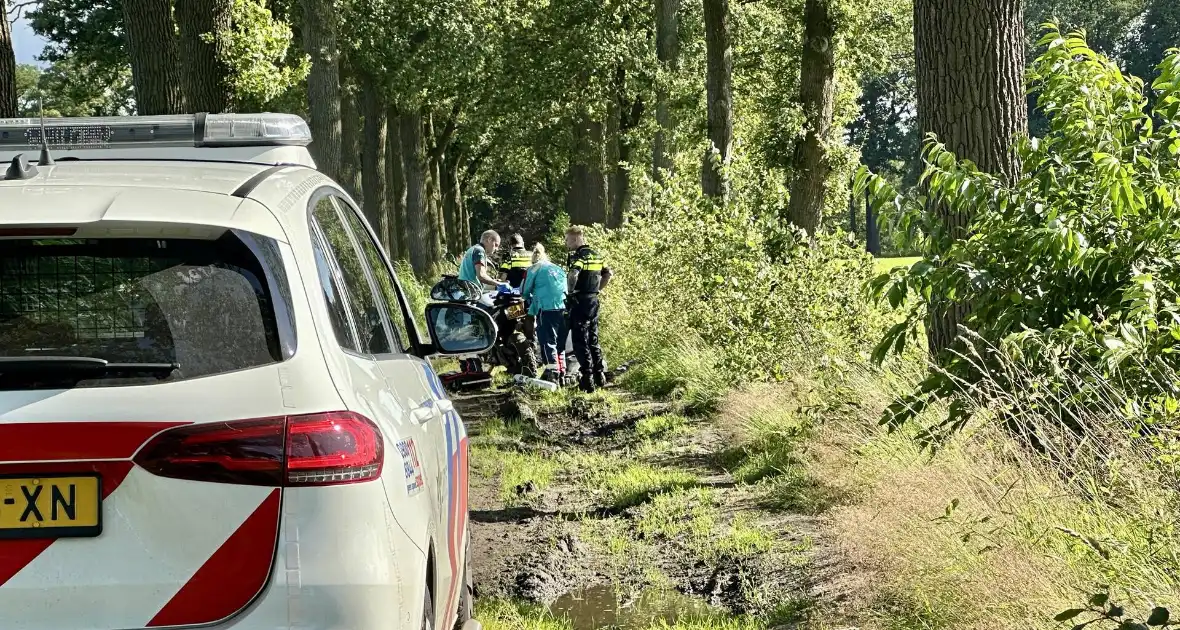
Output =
[{"x1": 456, "y1": 386, "x2": 821, "y2": 623}]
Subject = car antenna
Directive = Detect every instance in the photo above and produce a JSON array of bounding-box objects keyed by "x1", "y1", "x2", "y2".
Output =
[{"x1": 37, "y1": 98, "x2": 54, "y2": 167}]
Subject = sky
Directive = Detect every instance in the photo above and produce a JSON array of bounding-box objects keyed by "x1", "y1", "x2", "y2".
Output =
[{"x1": 12, "y1": 17, "x2": 47, "y2": 66}]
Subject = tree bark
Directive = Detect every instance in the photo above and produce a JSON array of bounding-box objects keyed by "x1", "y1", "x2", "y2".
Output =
[
  {"x1": 175, "y1": 0, "x2": 233, "y2": 113},
  {"x1": 787, "y1": 0, "x2": 837, "y2": 235},
  {"x1": 302, "y1": 0, "x2": 343, "y2": 182},
  {"x1": 361, "y1": 75, "x2": 388, "y2": 249},
  {"x1": 701, "y1": 0, "x2": 733, "y2": 198},
  {"x1": 400, "y1": 110, "x2": 442, "y2": 277},
  {"x1": 567, "y1": 117, "x2": 609, "y2": 225},
  {"x1": 424, "y1": 114, "x2": 446, "y2": 258},
  {"x1": 0, "y1": 0, "x2": 16, "y2": 118},
  {"x1": 340, "y1": 79, "x2": 363, "y2": 203},
  {"x1": 653, "y1": 0, "x2": 680, "y2": 182},
  {"x1": 386, "y1": 107, "x2": 408, "y2": 258},
  {"x1": 442, "y1": 155, "x2": 465, "y2": 255},
  {"x1": 914, "y1": 0, "x2": 1027, "y2": 358},
  {"x1": 611, "y1": 66, "x2": 645, "y2": 228},
  {"x1": 122, "y1": 0, "x2": 187, "y2": 115}
]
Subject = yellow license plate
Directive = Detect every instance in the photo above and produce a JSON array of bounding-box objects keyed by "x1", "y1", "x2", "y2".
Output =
[
  {"x1": 507, "y1": 304, "x2": 526, "y2": 319},
  {"x1": 0, "y1": 475, "x2": 101, "y2": 539}
]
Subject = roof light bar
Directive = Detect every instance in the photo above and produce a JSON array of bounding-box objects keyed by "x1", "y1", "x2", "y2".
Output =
[{"x1": 0, "y1": 113, "x2": 312, "y2": 151}]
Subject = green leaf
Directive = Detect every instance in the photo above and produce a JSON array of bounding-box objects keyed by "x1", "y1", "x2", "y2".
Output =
[
  {"x1": 1147, "y1": 607, "x2": 1169, "y2": 626},
  {"x1": 1055, "y1": 609, "x2": 1086, "y2": 622},
  {"x1": 1090, "y1": 593, "x2": 1109, "y2": 607}
]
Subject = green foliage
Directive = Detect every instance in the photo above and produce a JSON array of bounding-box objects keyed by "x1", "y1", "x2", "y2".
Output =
[
  {"x1": 221, "y1": 0, "x2": 309, "y2": 111},
  {"x1": 598, "y1": 161, "x2": 884, "y2": 386},
  {"x1": 1058, "y1": 589, "x2": 1176, "y2": 629},
  {"x1": 858, "y1": 27, "x2": 1180, "y2": 438},
  {"x1": 16, "y1": 58, "x2": 134, "y2": 117}
]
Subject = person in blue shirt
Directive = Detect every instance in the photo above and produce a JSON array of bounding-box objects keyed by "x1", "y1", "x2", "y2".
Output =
[
  {"x1": 458, "y1": 230, "x2": 503, "y2": 289},
  {"x1": 521, "y1": 243, "x2": 567, "y2": 381}
]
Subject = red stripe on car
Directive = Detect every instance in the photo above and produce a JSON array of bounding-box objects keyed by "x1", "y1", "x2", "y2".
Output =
[
  {"x1": 0, "y1": 461, "x2": 135, "y2": 586},
  {"x1": 0, "y1": 422, "x2": 188, "y2": 462},
  {"x1": 146, "y1": 489, "x2": 281, "y2": 627}
]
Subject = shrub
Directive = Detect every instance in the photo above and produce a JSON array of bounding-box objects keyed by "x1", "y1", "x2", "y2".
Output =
[
  {"x1": 859, "y1": 27, "x2": 1180, "y2": 439},
  {"x1": 595, "y1": 157, "x2": 885, "y2": 384}
]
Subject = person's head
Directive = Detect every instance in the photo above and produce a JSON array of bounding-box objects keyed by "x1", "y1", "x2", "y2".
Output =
[
  {"x1": 531, "y1": 243, "x2": 549, "y2": 265},
  {"x1": 509, "y1": 233, "x2": 525, "y2": 250},
  {"x1": 480, "y1": 230, "x2": 500, "y2": 252},
  {"x1": 564, "y1": 225, "x2": 586, "y2": 250}
]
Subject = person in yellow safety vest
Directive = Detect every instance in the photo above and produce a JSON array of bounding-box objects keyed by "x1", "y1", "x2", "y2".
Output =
[{"x1": 499, "y1": 233, "x2": 533, "y2": 289}]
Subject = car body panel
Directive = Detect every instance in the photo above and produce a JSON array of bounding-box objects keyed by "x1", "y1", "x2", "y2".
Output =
[{"x1": 0, "y1": 152, "x2": 470, "y2": 630}]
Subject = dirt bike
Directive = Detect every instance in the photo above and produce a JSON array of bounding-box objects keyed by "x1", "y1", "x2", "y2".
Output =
[{"x1": 430, "y1": 275, "x2": 538, "y2": 385}]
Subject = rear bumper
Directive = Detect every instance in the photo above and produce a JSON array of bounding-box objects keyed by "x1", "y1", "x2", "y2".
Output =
[{"x1": 212, "y1": 485, "x2": 429, "y2": 630}]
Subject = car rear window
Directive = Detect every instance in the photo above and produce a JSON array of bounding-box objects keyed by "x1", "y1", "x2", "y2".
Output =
[{"x1": 0, "y1": 232, "x2": 296, "y2": 388}]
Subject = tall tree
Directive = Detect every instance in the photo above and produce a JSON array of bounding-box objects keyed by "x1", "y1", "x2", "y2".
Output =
[
  {"x1": 702, "y1": 0, "x2": 733, "y2": 198},
  {"x1": 787, "y1": 0, "x2": 837, "y2": 234},
  {"x1": 121, "y1": 0, "x2": 187, "y2": 114},
  {"x1": 0, "y1": 0, "x2": 17, "y2": 117},
  {"x1": 400, "y1": 110, "x2": 443, "y2": 276},
  {"x1": 653, "y1": 0, "x2": 680, "y2": 182},
  {"x1": 567, "y1": 116, "x2": 609, "y2": 225},
  {"x1": 175, "y1": 0, "x2": 233, "y2": 112},
  {"x1": 340, "y1": 72, "x2": 364, "y2": 202},
  {"x1": 361, "y1": 74, "x2": 388, "y2": 247},
  {"x1": 611, "y1": 65, "x2": 645, "y2": 228},
  {"x1": 386, "y1": 108, "x2": 408, "y2": 258},
  {"x1": 302, "y1": 0, "x2": 343, "y2": 181},
  {"x1": 914, "y1": 0, "x2": 1027, "y2": 357}
]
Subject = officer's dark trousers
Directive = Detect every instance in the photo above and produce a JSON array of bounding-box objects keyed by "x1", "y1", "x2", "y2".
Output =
[{"x1": 568, "y1": 296, "x2": 604, "y2": 387}]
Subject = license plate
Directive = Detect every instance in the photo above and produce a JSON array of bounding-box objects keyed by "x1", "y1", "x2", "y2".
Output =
[
  {"x1": 0, "y1": 475, "x2": 101, "y2": 539},
  {"x1": 507, "y1": 303, "x2": 526, "y2": 319}
]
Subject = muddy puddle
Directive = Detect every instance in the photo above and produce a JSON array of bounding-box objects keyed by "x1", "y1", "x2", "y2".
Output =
[{"x1": 549, "y1": 584, "x2": 712, "y2": 630}]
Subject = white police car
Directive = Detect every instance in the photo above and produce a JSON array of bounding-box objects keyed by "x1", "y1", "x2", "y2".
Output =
[{"x1": 0, "y1": 113, "x2": 496, "y2": 630}]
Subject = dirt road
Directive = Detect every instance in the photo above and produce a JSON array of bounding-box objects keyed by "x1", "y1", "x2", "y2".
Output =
[{"x1": 453, "y1": 387, "x2": 834, "y2": 628}]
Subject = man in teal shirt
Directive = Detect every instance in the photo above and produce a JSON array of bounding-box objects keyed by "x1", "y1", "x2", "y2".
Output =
[
  {"x1": 459, "y1": 230, "x2": 503, "y2": 289},
  {"x1": 522, "y1": 243, "x2": 567, "y2": 381}
]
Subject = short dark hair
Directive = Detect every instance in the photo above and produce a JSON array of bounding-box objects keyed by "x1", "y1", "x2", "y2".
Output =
[{"x1": 509, "y1": 233, "x2": 525, "y2": 247}]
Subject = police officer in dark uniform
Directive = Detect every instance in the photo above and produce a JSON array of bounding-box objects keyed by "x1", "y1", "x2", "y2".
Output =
[
  {"x1": 564, "y1": 225, "x2": 612, "y2": 393},
  {"x1": 499, "y1": 233, "x2": 533, "y2": 289}
]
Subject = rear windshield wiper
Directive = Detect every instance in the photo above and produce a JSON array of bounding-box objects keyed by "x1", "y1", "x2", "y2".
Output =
[{"x1": 0, "y1": 356, "x2": 179, "y2": 378}]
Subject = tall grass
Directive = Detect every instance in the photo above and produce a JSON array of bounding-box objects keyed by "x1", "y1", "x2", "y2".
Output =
[{"x1": 717, "y1": 348, "x2": 1180, "y2": 629}]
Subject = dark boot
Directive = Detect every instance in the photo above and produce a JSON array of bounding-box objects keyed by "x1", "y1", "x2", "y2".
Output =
[
  {"x1": 593, "y1": 371, "x2": 607, "y2": 388},
  {"x1": 578, "y1": 374, "x2": 596, "y2": 393}
]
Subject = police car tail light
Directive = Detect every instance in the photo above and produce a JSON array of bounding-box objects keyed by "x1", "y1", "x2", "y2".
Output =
[
  {"x1": 134, "y1": 412, "x2": 382, "y2": 487},
  {"x1": 285, "y1": 412, "x2": 383, "y2": 487}
]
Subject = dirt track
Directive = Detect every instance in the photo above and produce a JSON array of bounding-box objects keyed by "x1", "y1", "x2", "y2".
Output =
[{"x1": 453, "y1": 387, "x2": 837, "y2": 625}]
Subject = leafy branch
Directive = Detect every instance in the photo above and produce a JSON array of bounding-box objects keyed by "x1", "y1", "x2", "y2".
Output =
[{"x1": 1057, "y1": 589, "x2": 1174, "y2": 630}]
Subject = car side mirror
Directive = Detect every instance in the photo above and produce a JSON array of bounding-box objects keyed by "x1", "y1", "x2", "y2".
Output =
[{"x1": 423, "y1": 302, "x2": 498, "y2": 355}]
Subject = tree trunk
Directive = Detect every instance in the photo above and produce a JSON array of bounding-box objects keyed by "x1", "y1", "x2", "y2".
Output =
[
  {"x1": 567, "y1": 117, "x2": 609, "y2": 225},
  {"x1": 122, "y1": 0, "x2": 187, "y2": 115},
  {"x1": 424, "y1": 115, "x2": 447, "y2": 258},
  {"x1": 702, "y1": 0, "x2": 733, "y2": 198},
  {"x1": 386, "y1": 107, "x2": 408, "y2": 259},
  {"x1": 302, "y1": 0, "x2": 343, "y2": 182},
  {"x1": 340, "y1": 79, "x2": 363, "y2": 203},
  {"x1": 0, "y1": 0, "x2": 16, "y2": 118},
  {"x1": 611, "y1": 66, "x2": 645, "y2": 228},
  {"x1": 361, "y1": 76, "x2": 388, "y2": 249},
  {"x1": 400, "y1": 111, "x2": 442, "y2": 277},
  {"x1": 442, "y1": 156, "x2": 465, "y2": 255},
  {"x1": 787, "y1": 0, "x2": 837, "y2": 235},
  {"x1": 175, "y1": 0, "x2": 233, "y2": 113},
  {"x1": 653, "y1": 0, "x2": 680, "y2": 182},
  {"x1": 914, "y1": 0, "x2": 1027, "y2": 357}
]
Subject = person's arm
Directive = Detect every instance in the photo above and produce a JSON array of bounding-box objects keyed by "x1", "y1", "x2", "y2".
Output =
[
  {"x1": 477, "y1": 261, "x2": 500, "y2": 288},
  {"x1": 521, "y1": 270, "x2": 536, "y2": 301},
  {"x1": 600, "y1": 266, "x2": 613, "y2": 290}
]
